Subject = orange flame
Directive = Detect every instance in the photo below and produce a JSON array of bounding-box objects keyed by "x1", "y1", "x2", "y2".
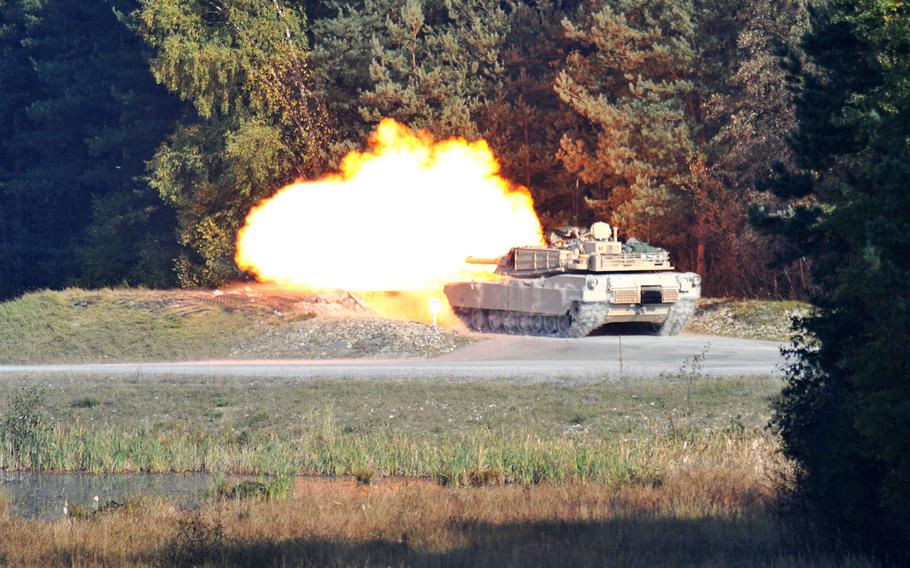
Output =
[{"x1": 235, "y1": 119, "x2": 543, "y2": 324}]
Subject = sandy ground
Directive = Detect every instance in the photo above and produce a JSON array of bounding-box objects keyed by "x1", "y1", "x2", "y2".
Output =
[{"x1": 0, "y1": 333, "x2": 782, "y2": 381}]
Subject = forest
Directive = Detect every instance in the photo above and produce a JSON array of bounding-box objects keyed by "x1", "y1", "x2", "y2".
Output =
[
  {"x1": 2, "y1": 0, "x2": 910, "y2": 561},
  {"x1": 1, "y1": 0, "x2": 810, "y2": 300}
]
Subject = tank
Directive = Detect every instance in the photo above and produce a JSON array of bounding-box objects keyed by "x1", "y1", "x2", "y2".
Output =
[{"x1": 444, "y1": 222, "x2": 701, "y2": 337}]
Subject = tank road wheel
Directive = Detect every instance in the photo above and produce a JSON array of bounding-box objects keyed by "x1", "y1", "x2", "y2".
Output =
[
  {"x1": 519, "y1": 315, "x2": 533, "y2": 334},
  {"x1": 557, "y1": 313, "x2": 573, "y2": 337},
  {"x1": 543, "y1": 315, "x2": 560, "y2": 336},
  {"x1": 486, "y1": 310, "x2": 503, "y2": 333},
  {"x1": 502, "y1": 312, "x2": 519, "y2": 334},
  {"x1": 529, "y1": 315, "x2": 544, "y2": 335},
  {"x1": 470, "y1": 308, "x2": 486, "y2": 331}
]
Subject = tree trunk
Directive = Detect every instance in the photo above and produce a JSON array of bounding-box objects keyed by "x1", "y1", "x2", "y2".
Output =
[{"x1": 696, "y1": 215, "x2": 706, "y2": 277}]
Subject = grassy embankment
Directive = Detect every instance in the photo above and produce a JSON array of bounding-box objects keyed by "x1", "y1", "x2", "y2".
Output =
[{"x1": 0, "y1": 288, "x2": 466, "y2": 363}]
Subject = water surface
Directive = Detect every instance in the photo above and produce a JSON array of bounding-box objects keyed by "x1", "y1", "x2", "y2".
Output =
[{"x1": 0, "y1": 471, "x2": 216, "y2": 519}]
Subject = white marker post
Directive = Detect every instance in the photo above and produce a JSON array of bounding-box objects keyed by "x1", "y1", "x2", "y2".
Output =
[{"x1": 428, "y1": 298, "x2": 442, "y2": 330}]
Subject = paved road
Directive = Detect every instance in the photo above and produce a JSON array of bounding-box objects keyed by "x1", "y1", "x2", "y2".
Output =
[{"x1": 0, "y1": 334, "x2": 783, "y2": 380}]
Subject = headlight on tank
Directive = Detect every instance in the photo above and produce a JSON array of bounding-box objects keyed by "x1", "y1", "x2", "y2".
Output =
[
  {"x1": 586, "y1": 276, "x2": 598, "y2": 290},
  {"x1": 691, "y1": 274, "x2": 702, "y2": 287}
]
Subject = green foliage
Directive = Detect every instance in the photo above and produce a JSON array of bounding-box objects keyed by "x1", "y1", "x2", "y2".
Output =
[
  {"x1": 1, "y1": 0, "x2": 813, "y2": 297},
  {"x1": 481, "y1": 0, "x2": 584, "y2": 225},
  {"x1": 2, "y1": 386, "x2": 51, "y2": 470},
  {"x1": 359, "y1": 0, "x2": 509, "y2": 138},
  {"x1": 136, "y1": 0, "x2": 330, "y2": 285},
  {"x1": 761, "y1": 0, "x2": 910, "y2": 560},
  {"x1": 313, "y1": 0, "x2": 511, "y2": 157}
]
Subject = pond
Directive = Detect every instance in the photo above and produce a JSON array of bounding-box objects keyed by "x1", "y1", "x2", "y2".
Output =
[
  {"x1": 0, "y1": 471, "x2": 220, "y2": 519},
  {"x1": 0, "y1": 472, "x2": 434, "y2": 520}
]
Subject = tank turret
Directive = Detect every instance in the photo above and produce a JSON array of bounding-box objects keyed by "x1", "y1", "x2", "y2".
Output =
[
  {"x1": 468, "y1": 222, "x2": 674, "y2": 278},
  {"x1": 445, "y1": 222, "x2": 701, "y2": 337}
]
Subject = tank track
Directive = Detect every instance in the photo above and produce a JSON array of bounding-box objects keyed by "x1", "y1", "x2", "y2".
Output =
[
  {"x1": 454, "y1": 302, "x2": 608, "y2": 338},
  {"x1": 563, "y1": 302, "x2": 609, "y2": 338},
  {"x1": 658, "y1": 298, "x2": 696, "y2": 336},
  {"x1": 455, "y1": 298, "x2": 695, "y2": 338}
]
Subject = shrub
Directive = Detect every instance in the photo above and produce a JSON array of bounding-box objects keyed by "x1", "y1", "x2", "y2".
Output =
[{"x1": 2, "y1": 387, "x2": 52, "y2": 469}]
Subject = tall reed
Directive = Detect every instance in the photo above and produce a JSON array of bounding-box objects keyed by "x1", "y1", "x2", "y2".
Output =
[{"x1": 0, "y1": 418, "x2": 777, "y2": 486}]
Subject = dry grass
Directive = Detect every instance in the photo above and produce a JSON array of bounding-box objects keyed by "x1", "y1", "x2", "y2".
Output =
[{"x1": 0, "y1": 469, "x2": 877, "y2": 567}]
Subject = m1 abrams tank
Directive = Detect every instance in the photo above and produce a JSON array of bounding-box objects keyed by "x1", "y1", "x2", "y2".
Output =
[{"x1": 444, "y1": 222, "x2": 701, "y2": 337}]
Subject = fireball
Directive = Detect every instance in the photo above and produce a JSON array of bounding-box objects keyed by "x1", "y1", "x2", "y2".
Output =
[{"x1": 235, "y1": 119, "x2": 543, "y2": 323}]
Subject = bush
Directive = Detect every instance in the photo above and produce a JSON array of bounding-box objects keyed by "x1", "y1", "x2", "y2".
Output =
[
  {"x1": 169, "y1": 513, "x2": 225, "y2": 568},
  {"x1": 2, "y1": 387, "x2": 52, "y2": 469}
]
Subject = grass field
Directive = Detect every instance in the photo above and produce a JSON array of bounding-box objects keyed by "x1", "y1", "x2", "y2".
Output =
[
  {"x1": 0, "y1": 374, "x2": 878, "y2": 566},
  {"x1": 0, "y1": 374, "x2": 779, "y2": 438},
  {"x1": 0, "y1": 374, "x2": 779, "y2": 479}
]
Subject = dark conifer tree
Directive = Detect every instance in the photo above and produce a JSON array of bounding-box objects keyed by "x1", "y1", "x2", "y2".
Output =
[
  {"x1": 0, "y1": 0, "x2": 44, "y2": 298},
  {"x1": 0, "y1": 0, "x2": 181, "y2": 298},
  {"x1": 758, "y1": 0, "x2": 910, "y2": 559}
]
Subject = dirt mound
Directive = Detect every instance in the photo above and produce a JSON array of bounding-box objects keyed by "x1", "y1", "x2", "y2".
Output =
[{"x1": 686, "y1": 298, "x2": 810, "y2": 342}]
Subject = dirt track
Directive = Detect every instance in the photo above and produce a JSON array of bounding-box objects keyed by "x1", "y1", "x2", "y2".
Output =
[{"x1": 0, "y1": 333, "x2": 782, "y2": 380}]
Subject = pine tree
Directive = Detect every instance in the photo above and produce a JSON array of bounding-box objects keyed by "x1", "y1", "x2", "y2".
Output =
[
  {"x1": 554, "y1": 0, "x2": 697, "y2": 257},
  {"x1": 358, "y1": 0, "x2": 509, "y2": 138},
  {"x1": 480, "y1": 0, "x2": 584, "y2": 226},
  {"x1": 0, "y1": 0, "x2": 43, "y2": 299},
  {"x1": 699, "y1": 0, "x2": 810, "y2": 296},
  {"x1": 554, "y1": 0, "x2": 810, "y2": 296},
  {"x1": 0, "y1": 0, "x2": 181, "y2": 298},
  {"x1": 312, "y1": 0, "x2": 514, "y2": 148}
]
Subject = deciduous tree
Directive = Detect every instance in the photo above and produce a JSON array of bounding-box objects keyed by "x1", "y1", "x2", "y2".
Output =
[{"x1": 136, "y1": 0, "x2": 330, "y2": 285}]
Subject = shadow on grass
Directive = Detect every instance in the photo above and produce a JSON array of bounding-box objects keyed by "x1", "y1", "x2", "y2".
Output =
[{"x1": 160, "y1": 515, "x2": 843, "y2": 568}]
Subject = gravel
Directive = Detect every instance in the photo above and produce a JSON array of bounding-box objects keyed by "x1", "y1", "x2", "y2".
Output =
[
  {"x1": 232, "y1": 316, "x2": 473, "y2": 359},
  {"x1": 686, "y1": 298, "x2": 810, "y2": 343}
]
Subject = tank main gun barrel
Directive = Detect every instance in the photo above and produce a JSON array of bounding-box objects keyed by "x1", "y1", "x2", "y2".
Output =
[{"x1": 465, "y1": 256, "x2": 502, "y2": 265}]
